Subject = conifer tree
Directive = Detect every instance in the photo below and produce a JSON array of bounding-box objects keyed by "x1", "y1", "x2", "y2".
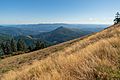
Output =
[
  {"x1": 11, "y1": 39, "x2": 17, "y2": 52},
  {"x1": 1, "y1": 41, "x2": 12, "y2": 55},
  {"x1": 114, "y1": 12, "x2": 120, "y2": 24},
  {"x1": 17, "y1": 39, "x2": 26, "y2": 51},
  {"x1": 35, "y1": 40, "x2": 41, "y2": 50},
  {"x1": 1, "y1": 42, "x2": 6, "y2": 54},
  {"x1": 6, "y1": 41, "x2": 12, "y2": 54},
  {"x1": 35, "y1": 40, "x2": 45, "y2": 50}
]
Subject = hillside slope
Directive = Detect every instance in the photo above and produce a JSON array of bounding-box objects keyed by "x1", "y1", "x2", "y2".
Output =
[
  {"x1": 33, "y1": 26, "x2": 92, "y2": 44},
  {"x1": 1, "y1": 24, "x2": 120, "y2": 80}
]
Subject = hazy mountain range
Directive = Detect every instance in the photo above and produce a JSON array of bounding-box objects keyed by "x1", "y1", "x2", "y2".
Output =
[
  {"x1": 33, "y1": 26, "x2": 92, "y2": 44},
  {"x1": 1, "y1": 24, "x2": 109, "y2": 35},
  {"x1": 0, "y1": 24, "x2": 109, "y2": 45}
]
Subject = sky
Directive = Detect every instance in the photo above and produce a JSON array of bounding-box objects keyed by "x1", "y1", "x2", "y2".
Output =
[{"x1": 0, "y1": 0, "x2": 120, "y2": 24}]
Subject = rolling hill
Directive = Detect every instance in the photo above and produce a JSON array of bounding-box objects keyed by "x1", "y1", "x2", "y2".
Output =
[
  {"x1": 0, "y1": 26, "x2": 40, "y2": 36},
  {"x1": 5, "y1": 24, "x2": 108, "y2": 32},
  {"x1": 14, "y1": 35, "x2": 50, "y2": 49},
  {"x1": 33, "y1": 26, "x2": 92, "y2": 44},
  {"x1": 0, "y1": 24, "x2": 120, "y2": 80},
  {"x1": 13, "y1": 27, "x2": 92, "y2": 49},
  {"x1": 1, "y1": 24, "x2": 108, "y2": 37}
]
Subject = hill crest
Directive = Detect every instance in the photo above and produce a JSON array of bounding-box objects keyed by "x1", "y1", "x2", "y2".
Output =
[{"x1": 33, "y1": 26, "x2": 92, "y2": 44}]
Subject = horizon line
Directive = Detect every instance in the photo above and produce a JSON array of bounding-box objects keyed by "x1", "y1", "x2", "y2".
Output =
[{"x1": 0, "y1": 23, "x2": 112, "y2": 25}]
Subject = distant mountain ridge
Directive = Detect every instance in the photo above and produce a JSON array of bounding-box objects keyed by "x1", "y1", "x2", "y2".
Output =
[
  {"x1": 33, "y1": 26, "x2": 92, "y2": 44},
  {"x1": 0, "y1": 26, "x2": 39, "y2": 36},
  {"x1": 0, "y1": 24, "x2": 108, "y2": 36}
]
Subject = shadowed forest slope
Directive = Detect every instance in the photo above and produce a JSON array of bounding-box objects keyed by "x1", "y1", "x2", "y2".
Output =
[{"x1": 1, "y1": 24, "x2": 120, "y2": 80}]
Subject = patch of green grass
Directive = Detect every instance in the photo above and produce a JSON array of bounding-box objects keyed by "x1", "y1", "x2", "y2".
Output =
[
  {"x1": 0, "y1": 67, "x2": 13, "y2": 74},
  {"x1": 95, "y1": 64, "x2": 120, "y2": 80}
]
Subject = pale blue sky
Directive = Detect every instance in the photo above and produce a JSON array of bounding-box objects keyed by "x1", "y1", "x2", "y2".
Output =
[{"x1": 0, "y1": 0, "x2": 120, "y2": 24}]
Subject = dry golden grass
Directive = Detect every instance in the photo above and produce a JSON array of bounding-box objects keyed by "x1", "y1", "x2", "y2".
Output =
[{"x1": 1, "y1": 24, "x2": 120, "y2": 80}]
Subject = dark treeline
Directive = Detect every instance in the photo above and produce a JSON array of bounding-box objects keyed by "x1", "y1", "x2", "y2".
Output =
[{"x1": 0, "y1": 38, "x2": 47, "y2": 57}]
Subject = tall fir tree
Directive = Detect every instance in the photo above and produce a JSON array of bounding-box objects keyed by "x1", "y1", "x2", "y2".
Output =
[
  {"x1": 11, "y1": 39, "x2": 17, "y2": 52},
  {"x1": 1, "y1": 41, "x2": 12, "y2": 55},
  {"x1": 35, "y1": 40, "x2": 45, "y2": 50},
  {"x1": 114, "y1": 12, "x2": 120, "y2": 24},
  {"x1": 35, "y1": 40, "x2": 41, "y2": 50},
  {"x1": 1, "y1": 42, "x2": 6, "y2": 55},
  {"x1": 6, "y1": 41, "x2": 12, "y2": 54},
  {"x1": 17, "y1": 39, "x2": 26, "y2": 51}
]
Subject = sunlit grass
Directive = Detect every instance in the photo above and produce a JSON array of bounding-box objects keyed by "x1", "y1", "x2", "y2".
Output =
[{"x1": 1, "y1": 24, "x2": 120, "y2": 80}]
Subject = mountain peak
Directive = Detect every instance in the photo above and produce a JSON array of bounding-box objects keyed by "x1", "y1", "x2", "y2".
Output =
[
  {"x1": 51, "y1": 26, "x2": 73, "y2": 34},
  {"x1": 54, "y1": 26, "x2": 70, "y2": 32},
  {"x1": 56, "y1": 26, "x2": 66, "y2": 30}
]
